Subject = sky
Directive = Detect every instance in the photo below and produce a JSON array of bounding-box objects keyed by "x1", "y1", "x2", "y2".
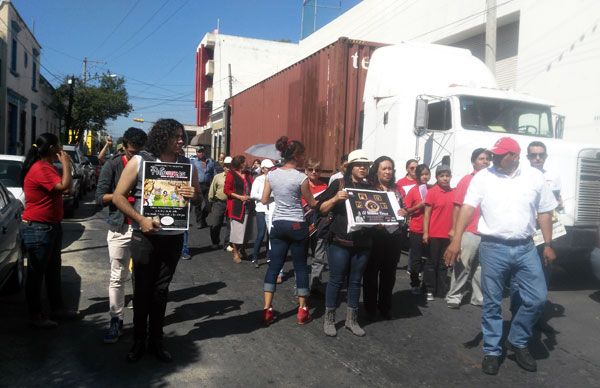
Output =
[{"x1": 11, "y1": 0, "x2": 361, "y2": 139}]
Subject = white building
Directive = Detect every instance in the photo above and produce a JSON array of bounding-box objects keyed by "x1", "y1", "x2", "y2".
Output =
[
  {"x1": 195, "y1": 33, "x2": 298, "y2": 157},
  {"x1": 298, "y1": 0, "x2": 600, "y2": 143},
  {"x1": 0, "y1": 0, "x2": 60, "y2": 155}
]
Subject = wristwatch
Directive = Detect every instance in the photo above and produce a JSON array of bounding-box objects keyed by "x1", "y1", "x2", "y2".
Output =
[{"x1": 544, "y1": 242, "x2": 553, "y2": 248}]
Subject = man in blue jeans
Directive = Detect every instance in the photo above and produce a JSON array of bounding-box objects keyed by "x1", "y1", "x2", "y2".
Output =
[{"x1": 444, "y1": 137, "x2": 557, "y2": 375}]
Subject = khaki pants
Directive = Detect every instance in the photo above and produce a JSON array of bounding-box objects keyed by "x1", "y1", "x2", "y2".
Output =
[
  {"x1": 107, "y1": 224, "x2": 133, "y2": 320},
  {"x1": 446, "y1": 232, "x2": 483, "y2": 306}
]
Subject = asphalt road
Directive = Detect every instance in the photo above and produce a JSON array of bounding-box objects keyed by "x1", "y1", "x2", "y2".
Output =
[{"x1": 1, "y1": 192, "x2": 599, "y2": 387}]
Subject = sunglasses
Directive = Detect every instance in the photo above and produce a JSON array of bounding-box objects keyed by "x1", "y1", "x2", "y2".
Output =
[
  {"x1": 306, "y1": 168, "x2": 320, "y2": 173},
  {"x1": 527, "y1": 152, "x2": 547, "y2": 159}
]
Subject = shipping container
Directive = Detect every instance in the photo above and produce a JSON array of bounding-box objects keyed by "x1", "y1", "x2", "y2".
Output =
[{"x1": 226, "y1": 37, "x2": 386, "y2": 174}]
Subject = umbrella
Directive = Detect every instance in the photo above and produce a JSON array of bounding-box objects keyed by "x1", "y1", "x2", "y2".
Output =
[{"x1": 245, "y1": 143, "x2": 280, "y2": 160}]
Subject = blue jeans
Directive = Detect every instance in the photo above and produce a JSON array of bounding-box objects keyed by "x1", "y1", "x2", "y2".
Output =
[
  {"x1": 181, "y1": 230, "x2": 190, "y2": 256},
  {"x1": 263, "y1": 220, "x2": 309, "y2": 296},
  {"x1": 20, "y1": 222, "x2": 64, "y2": 316},
  {"x1": 253, "y1": 212, "x2": 269, "y2": 260},
  {"x1": 326, "y1": 243, "x2": 370, "y2": 309},
  {"x1": 479, "y1": 239, "x2": 547, "y2": 355}
]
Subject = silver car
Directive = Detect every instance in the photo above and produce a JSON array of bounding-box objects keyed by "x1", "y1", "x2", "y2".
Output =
[{"x1": 0, "y1": 180, "x2": 25, "y2": 293}]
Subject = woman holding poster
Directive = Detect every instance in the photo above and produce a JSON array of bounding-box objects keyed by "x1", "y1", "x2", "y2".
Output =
[
  {"x1": 317, "y1": 149, "x2": 374, "y2": 337},
  {"x1": 363, "y1": 156, "x2": 407, "y2": 320},
  {"x1": 112, "y1": 119, "x2": 200, "y2": 363}
]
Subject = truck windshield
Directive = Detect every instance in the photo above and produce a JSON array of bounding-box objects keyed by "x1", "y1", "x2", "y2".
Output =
[{"x1": 459, "y1": 96, "x2": 553, "y2": 138}]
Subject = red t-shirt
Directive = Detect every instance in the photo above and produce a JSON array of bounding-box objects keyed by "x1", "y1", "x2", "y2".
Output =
[
  {"x1": 23, "y1": 160, "x2": 63, "y2": 223},
  {"x1": 405, "y1": 184, "x2": 427, "y2": 234},
  {"x1": 424, "y1": 184, "x2": 454, "y2": 239},
  {"x1": 302, "y1": 181, "x2": 327, "y2": 206},
  {"x1": 454, "y1": 172, "x2": 481, "y2": 234},
  {"x1": 396, "y1": 176, "x2": 417, "y2": 198}
]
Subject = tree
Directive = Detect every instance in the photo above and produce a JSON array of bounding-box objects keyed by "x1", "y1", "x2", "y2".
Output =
[{"x1": 55, "y1": 74, "x2": 132, "y2": 144}]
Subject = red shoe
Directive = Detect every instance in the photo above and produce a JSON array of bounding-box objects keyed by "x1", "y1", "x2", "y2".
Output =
[
  {"x1": 297, "y1": 306, "x2": 312, "y2": 325},
  {"x1": 263, "y1": 307, "x2": 274, "y2": 325}
]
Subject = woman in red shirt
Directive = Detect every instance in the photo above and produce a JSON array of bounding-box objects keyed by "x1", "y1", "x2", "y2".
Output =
[
  {"x1": 224, "y1": 155, "x2": 254, "y2": 263},
  {"x1": 404, "y1": 164, "x2": 431, "y2": 294},
  {"x1": 20, "y1": 133, "x2": 78, "y2": 328},
  {"x1": 423, "y1": 164, "x2": 454, "y2": 301}
]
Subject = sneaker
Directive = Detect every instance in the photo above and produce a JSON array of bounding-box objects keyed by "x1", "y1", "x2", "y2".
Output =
[
  {"x1": 482, "y1": 355, "x2": 500, "y2": 375},
  {"x1": 252, "y1": 259, "x2": 259, "y2": 269},
  {"x1": 226, "y1": 244, "x2": 234, "y2": 252},
  {"x1": 263, "y1": 306, "x2": 274, "y2": 325},
  {"x1": 210, "y1": 244, "x2": 221, "y2": 250},
  {"x1": 426, "y1": 293, "x2": 434, "y2": 301},
  {"x1": 411, "y1": 286, "x2": 422, "y2": 295},
  {"x1": 30, "y1": 314, "x2": 58, "y2": 329},
  {"x1": 447, "y1": 302, "x2": 460, "y2": 309},
  {"x1": 103, "y1": 317, "x2": 123, "y2": 344},
  {"x1": 180, "y1": 253, "x2": 191, "y2": 260},
  {"x1": 297, "y1": 306, "x2": 312, "y2": 325}
]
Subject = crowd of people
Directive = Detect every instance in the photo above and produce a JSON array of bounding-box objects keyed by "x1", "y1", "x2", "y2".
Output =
[{"x1": 18, "y1": 119, "x2": 561, "y2": 375}]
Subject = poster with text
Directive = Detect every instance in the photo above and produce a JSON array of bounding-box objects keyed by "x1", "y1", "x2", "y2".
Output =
[
  {"x1": 345, "y1": 188, "x2": 404, "y2": 233},
  {"x1": 141, "y1": 161, "x2": 192, "y2": 230}
]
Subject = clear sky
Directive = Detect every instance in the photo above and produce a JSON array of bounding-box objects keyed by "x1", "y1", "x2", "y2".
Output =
[{"x1": 11, "y1": 0, "x2": 361, "y2": 139}]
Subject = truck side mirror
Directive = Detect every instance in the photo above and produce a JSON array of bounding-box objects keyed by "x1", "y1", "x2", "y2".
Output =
[
  {"x1": 554, "y1": 114, "x2": 565, "y2": 139},
  {"x1": 414, "y1": 99, "x2": 428, "y2": 137}
]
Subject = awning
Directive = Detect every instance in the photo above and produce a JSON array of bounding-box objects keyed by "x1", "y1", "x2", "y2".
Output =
[{"x1": 190, "y1": 129, "x2": 212, "y2": 146}]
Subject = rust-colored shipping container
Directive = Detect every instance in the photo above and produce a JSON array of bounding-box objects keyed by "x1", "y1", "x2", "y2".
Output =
[{"x1": 226, "y1": 37, "x2": 386, "y2": 174}]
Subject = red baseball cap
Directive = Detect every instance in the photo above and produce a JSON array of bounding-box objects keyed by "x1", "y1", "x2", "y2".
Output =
[{"x1": 490, "y1": 137, "x2": 521, "y2": 155}]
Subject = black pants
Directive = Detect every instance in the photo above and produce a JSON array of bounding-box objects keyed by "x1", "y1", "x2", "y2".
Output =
[
  {"x1": 409, "y1": 232, "x2": 427, "y2": 288},
  {"x1": 363, "y1": 231, "x2": 402, "y2": 314},
  {"x1": 130, "y1": 231, "x2": 183, "y2": 342},
  {"x1": 194, "y1": 183, "x2": 210, "y2": 226},
  {"x1": 207, "y1": 201, "x2": 227, "y2": 245},
  {"x1": 424, "y1": 237, "x2": 450, "y2": 297}
]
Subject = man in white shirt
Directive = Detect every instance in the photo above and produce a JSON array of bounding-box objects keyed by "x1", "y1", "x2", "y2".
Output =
[{"x1": 444, "y1": 137, "x2": 557, "y2": 376}]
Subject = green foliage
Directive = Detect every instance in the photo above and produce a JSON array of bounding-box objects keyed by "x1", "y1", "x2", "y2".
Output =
[{"x1": 55, "y1": 74, "x2": 132, "y2": 144}]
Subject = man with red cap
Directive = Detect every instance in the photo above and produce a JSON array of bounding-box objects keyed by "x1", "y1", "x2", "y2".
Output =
[{"x1": 444, "y1": 136, "x2": 557, "y2": 375}]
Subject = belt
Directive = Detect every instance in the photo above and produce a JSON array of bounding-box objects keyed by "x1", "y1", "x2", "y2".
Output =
[
  {"x1": 21, "y1": 220, "x2": 58, "y2": 226},
  {"x1": 480, "y1": 235, "x2": 532, "y2": 246}
]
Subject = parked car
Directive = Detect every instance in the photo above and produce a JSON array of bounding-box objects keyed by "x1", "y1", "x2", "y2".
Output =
[
  {"x1": 87, "y1": 155, "x2": 102, "y2": 179},
  {"x1": 62, "y1": 145, "x2": 88, "y2": 196},
  {"x1": 81, "y1": 156, "x2": 97, "y2": 192},
  {"x1": 0, "y1": 180, "x2": 25, "y2": 293},
  {"x1": 52, "y1": 161, "x2": 81, "y2": 218},
  {"x1": 0, "y1": 154, "x2": 25, "y2": 206}
]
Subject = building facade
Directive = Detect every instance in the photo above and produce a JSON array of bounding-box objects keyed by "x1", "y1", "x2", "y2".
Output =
[
  {"x1": 195, "y1": 33, "x2": 298, "y2": 157},
  {"x1": 0, "y1": 0, "x2": 59, "y2": 155}
]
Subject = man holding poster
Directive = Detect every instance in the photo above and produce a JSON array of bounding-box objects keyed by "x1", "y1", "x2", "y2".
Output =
[{"x1": 113, "y1": 119, "x2": 200, "y2": 363}]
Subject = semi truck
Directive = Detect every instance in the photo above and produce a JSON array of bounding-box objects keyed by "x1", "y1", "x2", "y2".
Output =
[{"x1": 361, "y1": 42, "x2": 600, "y2": 258}]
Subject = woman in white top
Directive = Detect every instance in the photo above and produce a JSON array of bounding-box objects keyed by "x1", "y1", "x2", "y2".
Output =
[
  {"x1": 250, "y1": 159, "x2": 274, "y2": 268},
  {"x1": 260, "y1": 136, "x2": 317, "y2": 326}
]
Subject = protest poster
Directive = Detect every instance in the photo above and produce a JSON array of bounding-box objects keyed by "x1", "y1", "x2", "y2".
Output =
[
  {"x1": 141, "y1": 161, "x2": 192, "y2": 230},
  {"x1": 344, "y1": 188, "x2": 404, "y2": 233}
]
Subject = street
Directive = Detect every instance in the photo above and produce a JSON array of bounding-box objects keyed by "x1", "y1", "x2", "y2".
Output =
[{"x1": 1, "y1": 192, "x2": 599, "y2": 387}]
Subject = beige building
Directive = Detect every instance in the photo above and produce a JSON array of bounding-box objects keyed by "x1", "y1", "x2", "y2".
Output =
[{"x1": 0, "y1": 0, "x2": 60, "y2": 155}]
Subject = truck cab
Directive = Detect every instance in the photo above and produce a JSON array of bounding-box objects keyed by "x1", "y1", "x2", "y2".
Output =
[{"x1": 362, "y1": 43, "x2": 600, "y2": 256}]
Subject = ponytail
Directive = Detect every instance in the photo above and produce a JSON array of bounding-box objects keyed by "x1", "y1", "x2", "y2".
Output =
[{"x1": 21, "y1": 133, "x2": 59, "y2": 185}]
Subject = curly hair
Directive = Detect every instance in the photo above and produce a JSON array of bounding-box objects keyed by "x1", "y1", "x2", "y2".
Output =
[
  {"x1": 275, "y1": 136, "x2": 305, "y2": 163},
  {"x1": 146, "y1": 119, "x2": 184, "y2": 156},
  {"x1": 368, "y1": 156, "x2": 396, "y2": 188}
]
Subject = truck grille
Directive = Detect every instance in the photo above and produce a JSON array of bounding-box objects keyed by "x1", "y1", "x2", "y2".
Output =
[{"x1": 576, "y1": 150, "x2": 600, "y2": 225}]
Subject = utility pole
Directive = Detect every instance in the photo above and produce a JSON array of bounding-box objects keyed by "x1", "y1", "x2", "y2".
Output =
[
  {"x1": 485, "y1": 0, "x2": 497, "y2": 76},
  {"x1": 82, "y1": 57, "x2": 88, "y2": 84},
  {"x1": 65, "y1": 76, "x2": 75, "y2": 144},
  {"x1": 228, "y1": 63, "x2": 233, "y2": 98}
]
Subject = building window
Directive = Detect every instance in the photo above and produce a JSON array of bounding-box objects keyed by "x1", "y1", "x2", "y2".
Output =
[
  {"x1": 10, "y1": 39, "x2": 18, "y2": 74},
  {"x1": 32, "y1": 61, "x2": 37, "y2": 91},
  {"x1": 24, "y1": 52, "x2": 28, "y2": 68}
]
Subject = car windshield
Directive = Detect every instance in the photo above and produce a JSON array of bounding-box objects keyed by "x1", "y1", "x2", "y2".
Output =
[
  {"x1": 459, "y1": 96, "x2": 553, "y2": 138},
  {"x1": 0, "y1": 160, "x2": 23, "y2": 187}
]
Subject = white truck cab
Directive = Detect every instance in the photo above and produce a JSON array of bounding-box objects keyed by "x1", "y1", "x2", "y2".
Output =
[{"x1": 362, "y1": 43, "x2": 600, "y2": 256}]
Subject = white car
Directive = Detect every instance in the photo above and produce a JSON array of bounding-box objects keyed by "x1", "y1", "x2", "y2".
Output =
[{"x1": 0, "y1": 154, "x2": 25, "y2": 206}]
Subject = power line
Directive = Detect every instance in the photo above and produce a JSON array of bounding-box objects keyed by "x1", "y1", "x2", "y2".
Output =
[{"x1": 95, "y1": 0, "x2": 143, "y2": 52}]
